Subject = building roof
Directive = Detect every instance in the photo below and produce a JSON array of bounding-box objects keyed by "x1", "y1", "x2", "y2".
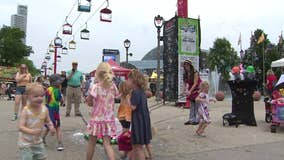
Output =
[
  {"x1": 142, "y1": 46, "x2": 164, "y2": 60},
  {"x1": 128, "y1": 60, "x2": 163, "y2": 70}
]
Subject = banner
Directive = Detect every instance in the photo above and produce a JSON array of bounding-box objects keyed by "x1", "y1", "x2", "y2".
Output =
[
  {"x1": 177, "y1": 18, "x2": 200, "y2": 102},
  {"x1": 163, "y1": 17, "x2": 178, "y2": 101},
  {"x1": 177, "y1": 0, "x2": 188, "y2": 18}
]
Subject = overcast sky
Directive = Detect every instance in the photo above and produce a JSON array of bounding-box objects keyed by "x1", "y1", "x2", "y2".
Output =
[{"x1": 1, "y1": 0, "x2": 283, "y2": 73}]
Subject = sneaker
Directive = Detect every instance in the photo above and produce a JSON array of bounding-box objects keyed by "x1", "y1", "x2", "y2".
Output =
[
  {"x1": 184, "y1": 121, "x2": 192, "y2": 125},
  {"x1": 57, "y1": 143, "x2": 64, "y2": 151},
  {"x1": 75, "y1": 113, "x2": 82, "y2": 117},
  {"x1": 11, "y1": 114, "x2": 17, "y2": 121},
  {"x1": 192, "y1": 122, "x2": 199, "y2": 125},
  {"x1": 65, "y1": 113, "x2": 70, "y2": 117}
]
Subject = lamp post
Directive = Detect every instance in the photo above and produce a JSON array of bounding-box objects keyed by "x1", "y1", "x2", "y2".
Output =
[
  {"x1": 124, "y1": 39, "x2": 131, "y2": 64},
  {"x1": 154, "y1": 15, "x2": 164, "y2": 101},
  {"x1": 53, "y1": 36, "x2": 62, "y2": 74}
]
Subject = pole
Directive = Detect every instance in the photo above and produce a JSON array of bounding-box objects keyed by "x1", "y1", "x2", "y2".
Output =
[
  {"x1": 126, "y1": 47, "x2": 129, "y2": 64},
  {"x1": 54, "y1": 47, "x2": 57, "y2": 74},
  {"x1": 156, "y1": 27, "x2": 161, "y2": 101},
  {"x1": 44, "y1": 67, "x2": 47, "y2": 78},
  {"x1": 262, "y1": 43, "x2": 265, "y2": 94}
]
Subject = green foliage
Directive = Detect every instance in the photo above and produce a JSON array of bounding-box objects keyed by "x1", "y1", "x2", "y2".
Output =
[
  {"x1": 242, "y1": 29, "x2": 282, "y2": 90},
  {"x1": 208, "y1": 38, "x2": 240, "y2": 80},
  {"x1": 0, "y1": 26, "x2": 32, "y2": 66}
]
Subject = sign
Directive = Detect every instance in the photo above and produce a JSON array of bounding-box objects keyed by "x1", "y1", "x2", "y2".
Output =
[
  {"x1": 163, "y1": 17, "x2": 178, "y2": 101},
  {"x1": 177, "y1": 18, "x2": 200, "y2": 102},
  {"x1": 102, "y1": 49, "x2": 120, "y2": 63},
  {"x1": 177, "y1": 0, "x2": 188, "y2": 18},
  {"x1": 162, "y1": 17, "x2": 200, "y2": 102}
]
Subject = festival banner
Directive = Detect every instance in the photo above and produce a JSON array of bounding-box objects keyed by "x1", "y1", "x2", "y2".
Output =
[
  {"x1": 177, "y1": 18, "x2": 200, "y2": 102},
  {"x1": 177, "y1": 0, "x2": 188, "y2": 18}
]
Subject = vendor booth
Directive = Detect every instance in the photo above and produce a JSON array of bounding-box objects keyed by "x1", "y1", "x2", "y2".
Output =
[
  {"x1": 271, "y1": 58, "x2": 284, "y2": 68},
  {"x1": 90, "y1": 59, "x2": 131, "y2": 79}
]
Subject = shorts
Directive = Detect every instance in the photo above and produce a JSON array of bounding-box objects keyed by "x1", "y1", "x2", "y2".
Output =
[
  {"x1": 119, "y1": 120, "x2": 131, "y2": 129},
  {"x1": 15, "y1": 86, "x2": 26, "y2": 95},
  {"x1": 19, "y1": 143, "x2": 47, "y2": 160},
  {"x1": 46, "y1": 105, "x2": 60, "y2": 128}
]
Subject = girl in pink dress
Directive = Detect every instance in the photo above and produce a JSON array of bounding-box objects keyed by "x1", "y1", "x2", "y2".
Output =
[{"x1": 85, "y1": 62, "x2": 119, "y2": 160}]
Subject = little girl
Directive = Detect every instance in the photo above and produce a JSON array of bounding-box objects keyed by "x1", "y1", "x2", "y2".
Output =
[
  {"x1": 195, "y1": 81, "x2": 215, "y2": 137},
  {"x1": 85, "y1": 62, "x2": 119, "y2": 160},
  {"x1": 18, "y1": 82, "x2": 55, "y2": 159},
  {"x1": 117, "y1": 81, "x2": 133, "y2": 159},
  {"x1": 127, "y1": 70, "x2": 152, "y2": 160}
]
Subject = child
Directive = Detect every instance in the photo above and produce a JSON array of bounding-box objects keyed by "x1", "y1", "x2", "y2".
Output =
[
  {"x1": 85, "y1": 62, "x2": 119, "y2": 160},
  {"x1": 43, "y1": 74, "x2": 64, "y2": 151},
  {"x1": 195, "y1": 81, "x2": 215, "y2": 137},
  {"x1": 127, "y1": 70, "x2": 152, "y2": 160},
  {"x1": 18, "y1": 82, "x2": 55, "y2": 159},
  {"x1": 117, "y1": 81, "x2": 132, "y2": 159}
]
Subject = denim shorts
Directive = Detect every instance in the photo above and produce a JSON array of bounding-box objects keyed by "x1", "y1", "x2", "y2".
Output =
[
  {"x1": 15, "y1": 86, "x2": 26, "y2": 95},
  {"x1": 19, "y1": 143, "x2": 47, "y2": 160}
]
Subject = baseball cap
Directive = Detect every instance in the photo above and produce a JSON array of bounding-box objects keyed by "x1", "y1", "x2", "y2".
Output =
[
  {"x1": 49, "y1": 74, "x2": 64, "y2": 86},
  {"x1": 72, "y1": 61, "x2": 78, "y2": 65}
]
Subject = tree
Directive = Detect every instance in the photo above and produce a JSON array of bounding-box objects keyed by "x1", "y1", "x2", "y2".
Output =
[
  {"x1": 242, "y1": 29, "x2": 281, "y2": 91},
  {"x1": 208, "y1": 38, "x2": 240, "y2": 80},
  {"x1": 0, "y1": 26, "x2": 32, "y2": 66}
]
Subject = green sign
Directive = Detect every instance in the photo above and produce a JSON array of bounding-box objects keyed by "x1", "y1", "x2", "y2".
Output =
[{"x1": 178, "y1": 18, "x2": 200, "y2": 56}]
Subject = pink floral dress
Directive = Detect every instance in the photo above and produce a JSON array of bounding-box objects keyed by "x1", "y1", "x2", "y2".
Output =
[{"x1": 86, "y1": 83, "x2": 119, "y2": 137}]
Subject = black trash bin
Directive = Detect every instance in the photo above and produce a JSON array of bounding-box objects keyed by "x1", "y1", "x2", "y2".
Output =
[{"x1": 227, "y1": 80, "x2": 258, "y2": 126}]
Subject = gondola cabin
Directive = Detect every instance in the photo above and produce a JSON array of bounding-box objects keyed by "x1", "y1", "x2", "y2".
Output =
[{"x1": 78, "y1": 0, "x2": 91, "y2": 12}]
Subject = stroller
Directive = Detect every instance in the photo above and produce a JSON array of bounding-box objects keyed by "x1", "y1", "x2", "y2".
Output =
[
  {"x1": 268, "y1": 76, "x2": 284, "y2": 133},
  {"x1": 270, "y1": 98, "x2": 284, "y2": 133}
]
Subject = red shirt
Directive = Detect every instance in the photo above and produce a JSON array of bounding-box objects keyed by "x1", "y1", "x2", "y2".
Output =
[{"x1": 267, "y1": 74, "x2": 277, "y2": 90}]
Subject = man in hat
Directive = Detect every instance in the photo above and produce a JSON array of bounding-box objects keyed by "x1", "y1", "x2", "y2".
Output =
[{"x1": 65, "y1": 62, "x2": 83, "y2": 117}]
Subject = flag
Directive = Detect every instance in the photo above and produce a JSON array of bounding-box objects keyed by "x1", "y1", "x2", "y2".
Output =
[
  {"x1": 257, "y1": 32, "x2": 265, "y2": 44},
  {"x1": 237, "y1": 33, "x2": 242, "y2": 46}
]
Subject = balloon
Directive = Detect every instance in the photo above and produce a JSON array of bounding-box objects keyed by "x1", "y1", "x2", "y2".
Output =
[{"x1": 246, "y1": 66, "x2": 255, "y2": 73}]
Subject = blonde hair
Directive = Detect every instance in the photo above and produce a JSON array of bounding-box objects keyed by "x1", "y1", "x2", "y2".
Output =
[
  {"x1": 266, "y1": 69, "x2": 274, "y2": 76},
  {"x1": 25, "y1": 82, "x2": 44, "y2": 95},
  {"x1": 128, "y1": 70, "x2": 147, "y2": 91},
  {"x1": 119, "y1": 81, "x2": 131, "y2": 98},
  {"x1": 200, "y1": 81, "x2": 209, "y2": 91},
  {"x1": 95, "y1": 62, "x2": 113, "y2": 87},
  {"x1": 19, "y1": 64, "x2": 29, "y2": 74}
]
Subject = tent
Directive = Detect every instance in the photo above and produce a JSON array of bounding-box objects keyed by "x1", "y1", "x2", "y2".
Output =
[
  {"x1": 271, "y1": 58, "x2": 284, "y2": 67},
  {"x1": 90, "y1": 59, "x2": 131, "y2": 78}
]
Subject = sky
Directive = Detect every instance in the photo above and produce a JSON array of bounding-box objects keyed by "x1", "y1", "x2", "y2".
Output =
[{"x1": 0, "y1": 0, "x2": 284, "y2": 73}]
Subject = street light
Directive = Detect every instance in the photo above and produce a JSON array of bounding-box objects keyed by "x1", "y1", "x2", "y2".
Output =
[
  {"x1": 53, "y1": 36, "x2": 62, "y2": 74},
  {"x1": 124, "y1": 39, "x2": 131, "y2": 64},
  {"x1": 154, "y1": 15, "x2": 164, "y2": 101}
]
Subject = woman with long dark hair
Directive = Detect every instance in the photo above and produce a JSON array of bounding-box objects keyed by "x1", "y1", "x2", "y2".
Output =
[{"x1": 183, "y1": 60, "x2": 202, "y2": 125}]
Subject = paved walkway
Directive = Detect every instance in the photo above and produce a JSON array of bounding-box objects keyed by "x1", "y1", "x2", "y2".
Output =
[{"x1": 0, "y1": 98, "x2": 284, "y2": 160}]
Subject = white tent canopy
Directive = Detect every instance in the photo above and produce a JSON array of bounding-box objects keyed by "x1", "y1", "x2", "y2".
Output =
[{"x1": 271, "y1": 58, "x2": 284, "y2": 67}]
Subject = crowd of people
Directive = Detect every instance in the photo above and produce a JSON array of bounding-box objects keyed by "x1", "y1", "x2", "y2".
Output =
[
  {"x1": 7, "y1": 59, "x2": 281, "y2": 160},
  {"x1": 11, "y1": 61, "x2": 154, "y2": 160}
]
